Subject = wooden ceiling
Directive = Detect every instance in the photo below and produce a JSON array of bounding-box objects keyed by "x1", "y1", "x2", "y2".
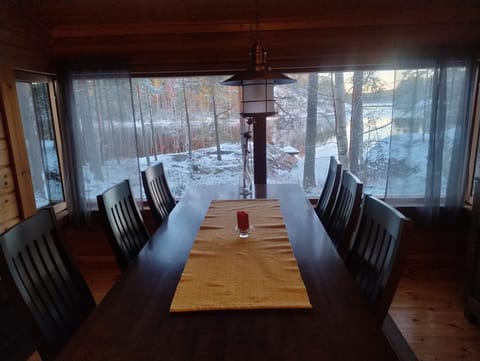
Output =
[{"x1": 16, "y1": 0, "x2": 480, "y2": 73}]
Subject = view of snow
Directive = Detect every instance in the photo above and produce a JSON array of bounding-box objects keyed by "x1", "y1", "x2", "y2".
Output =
[
  {"x1": 19, "y1": 66, "x2": 469, "y2": 212},
  {"x1": 80, "y1": 141, "x2": 335, "y2": 204},
  {"x1": 40, "y1": 107, "x2": 454, "y2": 208},
  {"x1": 79, "y1": 127, "x2": 437, "y2": 206}
]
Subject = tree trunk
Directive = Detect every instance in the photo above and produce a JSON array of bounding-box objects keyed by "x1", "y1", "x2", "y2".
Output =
[
  {"x1": 332, "y1": 72, "x2": 349, "y2": 168},
  {"x1": 211, "y1": 83, "x2": 222, "y2": 160},
  {"x1": 146, "y1": 85, "x2": 157, "y2": 161},
  {"x1": 350, "y1": 70, "x2": 364, "y2": 176},
  {"x1": 182, "y1": 78, "x2": 192, "y2": 157},
  {"x1": 136, "y1": 80, "x2": 150, "y2": 166},
  {"x1": 86, "y1": 80, "x2": 104, "y2": 180},
  {"x1": 303, "y1": 73, "x2": 318, "y2": 189}
]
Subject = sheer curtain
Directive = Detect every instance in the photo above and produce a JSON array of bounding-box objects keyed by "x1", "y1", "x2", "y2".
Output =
[
  {"x1": 386, "y1": 60, "x2": 473, "y2": 221},
  {"x1": 59, "y1": 69, "x2": 143, "y2": 224},
  {"x1": 57, "y1": 62, "x2": 474, "y2": 224}
]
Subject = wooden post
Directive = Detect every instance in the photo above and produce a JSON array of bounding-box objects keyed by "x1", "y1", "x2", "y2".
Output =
[{"x1": 253, "y1": 115, "x2": 267, "y2": 185}]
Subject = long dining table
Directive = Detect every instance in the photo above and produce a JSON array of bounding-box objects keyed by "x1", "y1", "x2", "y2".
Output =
[{"x1": 56, "y1": 184, "x2": 400, "y2": 361}]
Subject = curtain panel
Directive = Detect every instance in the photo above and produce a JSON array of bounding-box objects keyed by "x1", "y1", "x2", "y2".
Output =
[
  {"x1": 58, "y1": 61, "x2": 474, "y2": 224},
  {"x1": 58, "y1": 70, "x2": 142, "y2": 224},
  {"x1": 386, "y1": 60, "x2": 473, "y2": 221}
]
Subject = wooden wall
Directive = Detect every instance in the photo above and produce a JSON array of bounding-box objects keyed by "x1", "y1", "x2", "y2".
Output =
[
  {"x1": 0, "y1": 3, "x2": 50, "y2": 70},
  {"x1": 0, "y1": 2, "x2": 50, "y2": 232},
  {"x1": 0, "y1": 110, "x2": 19, "y2": 234},
  {"x1": 0, "y1": 3, "x2": 51, "y2": 360},
  {"x1": 33, "y1": 1, "x2": 480, "y2": 73},
  {"x1": 0, "y1": 108, "x2": 36, "y2": 360}
]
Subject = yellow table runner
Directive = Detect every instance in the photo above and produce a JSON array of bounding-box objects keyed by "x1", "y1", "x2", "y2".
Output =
[{"x1": 170, "y1": 199, "x2": 312, "y2": 312}]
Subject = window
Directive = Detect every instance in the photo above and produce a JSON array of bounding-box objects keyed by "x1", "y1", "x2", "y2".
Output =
[
  {"x1": 16, "y1": 74, "x2": 65, "y2": 208},
  {"x1": 65, "y1": 61, "x2": 473, "y2": 216},
  {"x1": 273, "y1": 66, "x2": 471, "y2": 206}
]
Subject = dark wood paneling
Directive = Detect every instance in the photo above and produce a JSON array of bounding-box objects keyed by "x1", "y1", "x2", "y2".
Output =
[
  {"x1": 50, "y1": 22, "x2": 480, "y2": 72},
  {"x1": 13, "y1": 0, "x2": 479, "y2": 71},
  {"x1": 0, "y1": 3, "x2": 50, "y2": 70}
]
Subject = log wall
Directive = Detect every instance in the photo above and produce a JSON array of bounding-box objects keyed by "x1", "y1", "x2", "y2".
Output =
[{"x1": 0, "y1": 3, "x2": 51, "y2": 360}]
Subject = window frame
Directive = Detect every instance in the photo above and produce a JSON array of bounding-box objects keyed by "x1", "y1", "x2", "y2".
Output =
[
  {"x1": 465, "y1": 65, "x2": 480, "y2": 206},
  {"x1": 14, "y1": 70, "x2": 67, "y2": 215}
]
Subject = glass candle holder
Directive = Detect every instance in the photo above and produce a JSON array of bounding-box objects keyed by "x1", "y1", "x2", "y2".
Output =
[{"x1": 237, "y1": 211, "x2": 249, "y2": 238}]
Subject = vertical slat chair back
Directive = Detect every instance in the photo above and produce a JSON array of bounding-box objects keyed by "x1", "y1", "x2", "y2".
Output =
[
  {"x1": 346, "y1": 195, "x2": 412, "y2": 324},
  {"x1": 97, "y1": 180, "x2": 150, "y2": 272},
  {"x1": 326, "y1": 170, "x2": 363, "y2": 259},
  {"x1": 0, "y1": 208, "x2": 95, "y2": 361},
  {"x1": 315, "y1": 156, "x2": 342, "y2": 225},
  {"x1": 141, "y1": 163, "x2": 176, "y2": 227}
]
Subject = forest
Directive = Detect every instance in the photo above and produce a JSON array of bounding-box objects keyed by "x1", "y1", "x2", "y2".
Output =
[{"x1": 16, "y1": 65, "x2": 469, "y2": 207}]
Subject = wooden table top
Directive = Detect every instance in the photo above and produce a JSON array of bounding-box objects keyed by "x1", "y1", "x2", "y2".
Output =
[{"x1": 56, "y1": 184, "x2": 399, "y2": 361}]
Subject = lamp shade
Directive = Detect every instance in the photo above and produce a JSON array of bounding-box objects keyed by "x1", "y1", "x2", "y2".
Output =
[{"x1": 221, "y1": 41, "x2": 295, "y2": 117}]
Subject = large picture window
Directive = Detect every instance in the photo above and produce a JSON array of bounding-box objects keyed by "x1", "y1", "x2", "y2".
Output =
[
  {"x1": 273, "y1": 65, "x2": 470, "y2": 207},
  {"x1": 64, "y1": 61, "x2": 472, "y2": 218}
]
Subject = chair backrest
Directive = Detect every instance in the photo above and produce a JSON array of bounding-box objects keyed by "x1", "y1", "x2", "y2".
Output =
[
  {"x1": 346, "y1": 195, "x2": 412, "y2": 324},
  {"x1": 97, "y1": 179, "x2": 150, "y2": 272},
  {"x1": 0, "y1": 208, "x2": 95, "y2": 361},
  {"x1": 325, "y1": 170, "x2": 363, "y2": 258},
  {"x1": 141, "y1": 162, "x2": 176, "y2": 227},
  {"x1": 315, "y1": 156, "x2": 342, "y2": 224}
]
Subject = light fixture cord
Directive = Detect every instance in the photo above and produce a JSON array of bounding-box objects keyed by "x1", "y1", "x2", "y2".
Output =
[{"x1": 251, "y1": 0, "x2": 259, "y2": 41}]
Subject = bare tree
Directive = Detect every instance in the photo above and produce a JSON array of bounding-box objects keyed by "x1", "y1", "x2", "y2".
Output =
[
  {"x1": 350, "y1": 70, "x2": 364, "y2": 176},
  {"x1": 210, "y1": 81, "x2": 222, "y2": 160},
  {"x1": 303, "y1": 72, "x2": 318, "y2": 189},
  {"x1": 182, "y1": 78, "x2": 192, "y2": 157},
  {"x1": 332, "y1": 72, "x2": 349, "y2": 167},
  {"x1": 135, "y1": 80, "x2": 150, "y2": 166},
  {"x1": 83, "y1": 80, "x2": 103, "y2": 180}
]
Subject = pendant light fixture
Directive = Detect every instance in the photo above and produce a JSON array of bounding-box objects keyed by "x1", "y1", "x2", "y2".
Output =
[
  {"x1": 221, "y1": 40, "x2": 296, "y2": 117},
  {"x1": 221, "y1": 39, "x2": 296, "y2": 186}
]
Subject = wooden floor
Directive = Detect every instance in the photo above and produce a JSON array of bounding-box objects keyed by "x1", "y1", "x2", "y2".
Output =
[{"x1": 389, "y1": 256, "x2": 480, "y2": 361}]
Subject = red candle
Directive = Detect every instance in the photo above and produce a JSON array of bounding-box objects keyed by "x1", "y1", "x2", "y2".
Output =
[{"x1": 237, "y1": 211, "x2": 249, "y2": 231}]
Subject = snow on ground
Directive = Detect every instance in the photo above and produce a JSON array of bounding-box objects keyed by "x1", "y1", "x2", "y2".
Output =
[
  {"x1": 79, "y1": 139, "x2": 340, "y2": 206},
  {"x1": 45, "y1": 127, "x2": 453, "y2": 208}
]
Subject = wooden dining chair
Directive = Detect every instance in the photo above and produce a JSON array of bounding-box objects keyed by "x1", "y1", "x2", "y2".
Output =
[
  {"x1": 0, "y1": 207, "x2": 95, "y2": 361},
  {"x1": 325, "y1": 170, "x2": 363, "y2": 259},
  {"x1": 97, "y1": 179, "x2": 150, "y2": 272},
  {"x1": 141, "y1": 162, "x2": 176, "y2": 227},
  {"x1": 346, "y1": 195, "x2": 412, "y2": 324},
  {"x1": 314, "y1": 156, "x2": 342, "y2": 225}
]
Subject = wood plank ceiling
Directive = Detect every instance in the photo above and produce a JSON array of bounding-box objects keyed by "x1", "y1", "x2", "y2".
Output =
[{"x1": 18, "y1": 0, "x2": 480, "y2": 73}]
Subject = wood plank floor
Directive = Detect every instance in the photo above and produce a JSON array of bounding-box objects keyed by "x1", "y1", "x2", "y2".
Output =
[{"x1": 389, "y1": 256, "x2": 480, "y2": 361}]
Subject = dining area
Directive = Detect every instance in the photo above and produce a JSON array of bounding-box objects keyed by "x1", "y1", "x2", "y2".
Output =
[
  {"x1": 3, "y1": 0, "x2": 480, "y2": 359},
  {"x1": 0, "y1": 163, "x2": 412, "y2": 361}
]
